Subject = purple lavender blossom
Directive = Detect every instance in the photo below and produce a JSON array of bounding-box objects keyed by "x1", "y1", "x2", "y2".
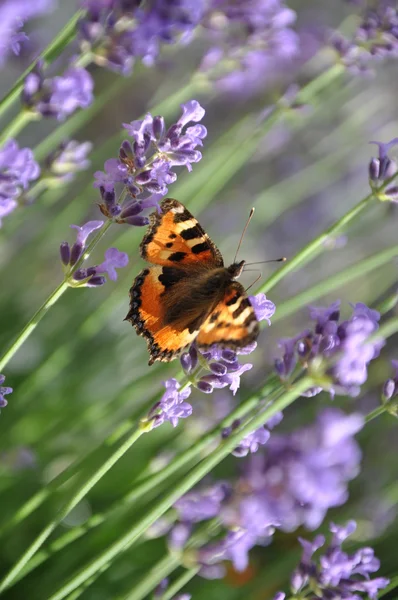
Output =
[
  {"x1": 275, "y1": 301, "x2": 383, "y2": 397},
  {"x1": 200, "y1": 0, "x2": 300, "y2": 96},
  {"x1": 145, "y1": 379, "x2": 192, "y2": 429},
  {"x1": 369, "y1": 137, "x2": 398, "y2": 201},
  {"x1": 79, "y1": 0, "x2": 205, "y2": 75},
  {"x1": 274, "y1": 521, "x2": 389, "y2": 600},
  {"x1": 0, "y1": 374, "x2": 13, "y2": 408},
  {"x1": 175, "y1": 482, "x2": 230, "y2": 523},
  {"x1": 45, "y1": 140, "x2": 92, "y2": 183},
  {"x1": 222, "y1": 406, "x2": 283, "y2": 458},
  {"x1": 60, "y1": 220, "x2": 129, "y2": 288},
  {"x1": 0, "y1": 0, "x2": 54, "y2": 66},
  {"x1": 240, "y1": 409, "x2": 363, "y2": 532},
  {"x1": 22, "y1": 64, "x2": 94, "y2": 121},
  {"x1": 249, "y1": 293, "x2": 275, "y2": 324},
  {"x1": 94, "y1": 101, "x2": 206, "y2": 225},
  {"x1": 168, "y1": 408, "x2": 362, "y2": 577},
  {"x1": 197, "y1": 346, "x2": 253, "y2": 396},
  {"x1": 0, "y1": 139, "x2": 40, "y2": 226},
  {"x1": 332, "y1": 2, "x2": 398, "y2": 73}
]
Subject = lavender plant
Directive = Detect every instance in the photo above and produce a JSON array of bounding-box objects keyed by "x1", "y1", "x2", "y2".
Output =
[{"x1": 0, "y1": 2, "x2": 397, "y2": 600}]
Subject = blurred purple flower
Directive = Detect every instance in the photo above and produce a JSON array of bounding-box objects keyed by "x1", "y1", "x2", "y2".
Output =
[
  {"x1": 168, "y1": 408, "x2": 362, "y2": 577},
  {"x1": 0, "y1": 0, "x2": 54, "y2": 66},
  {"x1": 240, "y1": 408, "x2": 363, "y2": 532},
  {"x1": 332, "y1": 1, "x2": 398, "y2": 72},
  {"x1": 175, "y1": 482, "x2": 230, "y2": 523},
  {"x1": 249, "y1": 293, "x2": 275, "y2": 324},
  {"x1": 201, "y1": 0, "x2": 300, "y2": 96},
  {"x1": 45, "y1": 140, "x2": 92, "y2": 183},
  {"x1": 275, "y1": 301, "x2": 383, "y2": 397},
  {"x1": 23, "y1": 64, "x2": 94, "y2": 121},
  {"x1": 0, "y1": 374, "x2": 13, "y2": 408},
  {"x1": 146, "y1": 378, "x2": 192, "y2": 429},
  {"x1": 79, "y1": 0, "x2": 205, "y2": 75},
  {"x1": 0, "y1": 139, "x2": 40, "y2": 226},
  {"x1": 274, "y1": 521, "x2": 389, "y2": 600}
]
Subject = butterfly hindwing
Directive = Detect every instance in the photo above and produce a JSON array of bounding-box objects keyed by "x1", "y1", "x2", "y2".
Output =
[
  {"x1": 140, "y1": 198, "x2": 223, "y2": 268},
  {"x1": 127, "y1": 266, "x2": 207, "y2": 364},
  {"x1": 196, "y1": 281, "x2": 259, "y2": 350}
]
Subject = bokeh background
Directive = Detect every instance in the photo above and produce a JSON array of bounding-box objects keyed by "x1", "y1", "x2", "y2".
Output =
[{"x1": 0, "y1": 1, "x2": 397, "y2": 599}]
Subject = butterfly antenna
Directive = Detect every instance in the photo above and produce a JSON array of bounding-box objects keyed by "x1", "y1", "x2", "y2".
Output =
[
  {"x1": 244, "y1": 257, "x2": 287, "y2": 266},
  {"x1": 233, "y1": 207, "x2": 255, "y2": 264},
  {"x1": 245, "y1": 273, "x2": 262, "y2": 292}
]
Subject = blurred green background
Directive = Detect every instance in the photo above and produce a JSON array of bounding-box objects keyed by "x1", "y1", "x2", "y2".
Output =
[{"x1": 0, "y1": 2, "x2": 397, "y2": 599}]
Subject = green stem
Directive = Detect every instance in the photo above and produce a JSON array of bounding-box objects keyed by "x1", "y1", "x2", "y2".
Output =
[
  {"x1": 0, "y1": 427, "x2": 144, "y2": 593},
  {"x1": 0, "y1": 111, "x2": 37, "y2": 145},
  {"x1": 0, "y1": 10, "x2": 84, "y2": 121},
  {"x1": 161, "y1": 568, "x2": 199, "y2": 600},
  {"x1": 0, "y1": 280, "x2": 68, "y2": 372},
  {"x1": 122, "y1": 554, "x2": 181, "y2": 600},
  {"x1": 259, "y1": 192, "x2": 374, "y2": 294},
  {"x1": 9, "y1": 381, "x2": 272, "y2": 584},
  {"x1": 297, "y1": 63, "x2": 345, "y2": 104},
  {"x1": 45, "y1": 378, "x2": 312, "y2": 600},
  {"x1": 0, "y1": 218, "x2": 113, "y2": 373},
  {"x1": 365, "y1": 405, "x2": 387, "y2": 423},
  {"x1": 272, "y1": 244, "x2": 398, "y2": 323}
]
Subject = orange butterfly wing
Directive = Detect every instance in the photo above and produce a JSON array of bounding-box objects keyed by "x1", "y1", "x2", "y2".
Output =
[
  {"x1": 196, "y1": 282, "x2": 259, "y2": 350},
  {"x1": 127, "y1": 198, "x2": 224, "y2": 364},
  {"x1": 140, "y1": 197, "x2": 223, "y2": 267}
]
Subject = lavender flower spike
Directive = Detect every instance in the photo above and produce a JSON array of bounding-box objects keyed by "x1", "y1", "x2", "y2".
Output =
[
  {"x1": 144, "y1": 379, "x2": 193, "y2": 430},
  {"x1": 23, "y1": 64, "x2": 94, "y2": 121},
  {"x1": 275, "y1": 300, "x2": 383, "y2": 397},
  {"x1": 0, "y1": 374, "x2": 13, "y2": 408},
  {"x1": 274, "y1": 521, "x2": 389, "y2": 600},
  {"x1": 94, "y1": 99, "x2": 207, "y2": 226},
  {"x1": 0, "y1": 139, "x2": 40, "y2": 226}
]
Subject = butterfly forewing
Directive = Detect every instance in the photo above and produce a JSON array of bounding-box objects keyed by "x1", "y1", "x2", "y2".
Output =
[{"x1": 140, "y1": 198, "x2": 223, "y2": 267}]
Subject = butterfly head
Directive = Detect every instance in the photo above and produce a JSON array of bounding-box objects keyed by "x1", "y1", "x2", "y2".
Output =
[{"x1": 227, "y1": 260, "x2": 245, "y2": 280}]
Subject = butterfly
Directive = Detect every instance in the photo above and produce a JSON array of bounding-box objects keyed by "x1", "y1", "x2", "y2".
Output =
[{"x1": 126, "y1": 198, "x2": 259, "y2": 365}]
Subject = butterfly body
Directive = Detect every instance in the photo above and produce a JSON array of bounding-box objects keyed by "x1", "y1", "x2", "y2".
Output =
[{"x1": 126, "y1": 199, "x2": 259, "y2": 365}]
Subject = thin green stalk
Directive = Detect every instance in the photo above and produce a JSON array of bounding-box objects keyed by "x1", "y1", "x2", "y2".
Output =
[
  {"x1": 161, "y1": 568, "x2": 199, "y2": 600},
  {"x1": 45, "y1": 378, "x2": 312, "y2": 600},
  {"x1": 297, "y1": 63, "x2": 345, "y2": 104},
  {"x1": 8, "y1": 383, "x2": 267, "y2": 584},
  {"x1": 0, "y1": 111, "x2": 37, "y2": 144},
  {"x1": 0, "y1": 427, "x2": 144, "y2": 593},
  {"x1": 365, "y1": 405, "x2": 387, "y2": 423},
  {"x1": 259, "y1": 192, "x2": 374, "y2": 294},
  {"x1": 272, "y1": 244, "x2": 398, "y2": 323},
  {"x1": 0, "y1": 10, "x2": 84, "y2": 121},
  {"x1": 123, "y1": 520, "x2": 219, "y2": 600},
  {"x1": 0, "y1": 280, "x2": 68, "y2": 372},
  {"x1": 122, "y1": 553, "x2": 181, "y2": 600},
  {"x1": 0, "y1": 219, "x2": 112, "y2": 372}
]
